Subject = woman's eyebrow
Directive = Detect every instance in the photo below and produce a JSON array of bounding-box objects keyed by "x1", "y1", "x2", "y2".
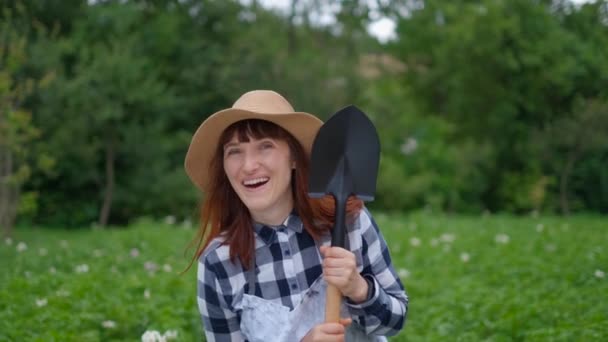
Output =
[{"x1": 223, "y1": 142, "x2": 240, "y2": 149}]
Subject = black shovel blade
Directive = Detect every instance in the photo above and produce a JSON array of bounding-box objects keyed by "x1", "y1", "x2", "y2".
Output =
[
  {"x1": 307, "y1": 105, "x2": 380, "y2": 247},
  {"x1": 308, "y1": 105, "x2": 380, "y2": 201}
]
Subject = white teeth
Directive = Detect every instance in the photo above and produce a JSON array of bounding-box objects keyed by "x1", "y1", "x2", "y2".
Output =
[{"x1": 243, "y1": 177, "x2": 269, "y2": 186}]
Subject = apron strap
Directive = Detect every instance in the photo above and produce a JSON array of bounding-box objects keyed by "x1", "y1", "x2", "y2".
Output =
[{"x1": 247, "y1": 249, "x2": 256, "y2": 296}]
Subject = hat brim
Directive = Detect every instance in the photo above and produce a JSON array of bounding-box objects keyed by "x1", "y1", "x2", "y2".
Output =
[{"x1": 185, "y1": 108, "x2": 323, "y2": 192}]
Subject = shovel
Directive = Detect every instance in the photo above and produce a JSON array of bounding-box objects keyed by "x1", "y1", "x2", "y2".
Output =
[{"x1": 308, "y1": 105, "x2": 381, "y2": 323}]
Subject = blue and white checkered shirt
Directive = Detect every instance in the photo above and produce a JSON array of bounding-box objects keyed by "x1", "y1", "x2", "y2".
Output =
[{"x1": 197, "y1": 208, "x2": 408, "y2": 341}]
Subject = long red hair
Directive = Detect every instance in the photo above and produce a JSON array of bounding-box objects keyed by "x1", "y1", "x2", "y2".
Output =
[{"x1": 186, "y1": 119, "x2": 362, "y2": 270}]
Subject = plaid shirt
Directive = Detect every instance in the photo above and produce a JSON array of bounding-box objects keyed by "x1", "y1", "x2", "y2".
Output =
[{"x1": 197, "y1": 208, "x2": 408, "y2": 341}]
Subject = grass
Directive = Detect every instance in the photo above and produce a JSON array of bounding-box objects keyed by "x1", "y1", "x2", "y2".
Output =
[{"x1": 1, "y1": 212, "x2": 606, "y2": 341}]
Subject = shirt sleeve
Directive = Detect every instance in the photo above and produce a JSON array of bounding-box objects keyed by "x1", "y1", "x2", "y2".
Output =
[
  {"x1": 198, "y1": 253, "x2": 246, "y2": 342},
  {"x1": 345, "y1": 208, "x2": 409, "y2": 336}
]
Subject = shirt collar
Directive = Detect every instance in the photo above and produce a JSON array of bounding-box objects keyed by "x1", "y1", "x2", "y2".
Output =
[{"x1": 253, "y1": 210, "x2": 303, "y2": 245}]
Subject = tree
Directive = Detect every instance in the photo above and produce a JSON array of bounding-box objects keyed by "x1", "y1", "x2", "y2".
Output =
[
  {"x1": 0, "y1": 12, "x2": 54, "y2": 236},
  {"x1": 56, "y1": 4, "x2": 174, "y2": 226},
  {"x1": 391, "y1": 0, "x2": 599, "y2": 211},
  {"x1": 535, "y1": 99, "x2": 608, "y2": 215}
]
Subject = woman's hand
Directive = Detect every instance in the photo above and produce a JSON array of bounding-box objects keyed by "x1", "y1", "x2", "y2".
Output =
[
  {"x1": 301, "y1": 319, "x2": 352, "y2": 342},
  {"x1": 319, "y1": 246, "x2": 369, "y2": 303}
]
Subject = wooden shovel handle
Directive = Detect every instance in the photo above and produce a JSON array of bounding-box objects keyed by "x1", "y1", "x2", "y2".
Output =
[
  {"x1": 325, "y1": 195, "x2": 346, "y2": 323},
  {"x1": 325, "y1": 283, "x2": 342, "y2": 323}
]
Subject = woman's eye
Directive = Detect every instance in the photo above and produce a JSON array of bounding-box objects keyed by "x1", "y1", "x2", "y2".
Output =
[
  {"x1": 261, "y1": 142, "x2": 274, "y2": 150},
  {"x1": 226, "y1": 149, "x2": 241, "y2": 156}
]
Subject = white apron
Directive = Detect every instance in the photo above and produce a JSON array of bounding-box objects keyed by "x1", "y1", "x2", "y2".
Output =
[{"x1": 235, "y1": 255, "x2": 387, "y2": 342}]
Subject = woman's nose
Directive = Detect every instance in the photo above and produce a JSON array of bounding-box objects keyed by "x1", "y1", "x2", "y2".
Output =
[{"x1": 242, "y1": 152, "x2": 260, "y2": 172}]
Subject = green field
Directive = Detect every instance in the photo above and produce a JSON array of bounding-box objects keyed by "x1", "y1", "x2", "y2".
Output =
[{"x1": 1, "y1": 212, "x2": 606, "y2": 341}]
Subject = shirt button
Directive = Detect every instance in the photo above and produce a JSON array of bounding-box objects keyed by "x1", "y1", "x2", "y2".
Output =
[
  {"x1": 284, "y1": 249, "x2": 290, "y2": 256},
  {"x1": 291, "y1": 283, "x2": 297, "y2": 290}
]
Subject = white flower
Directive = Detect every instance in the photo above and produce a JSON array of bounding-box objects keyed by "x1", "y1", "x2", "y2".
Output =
[
  {"x1": 397, "y1": 268, "x2": 410, "y2": 278},
  {"x1": 56, "y1": 290, "x2": 70, "y2": 297},
  {"x1": 144, "y1": 261, "x2": 158, "y2": 272},
  {"x1": 36, "y1": 298, "x2": 48, "y2": 307},
  {"x1": 162, "y1": 264, "x2": 172, "y2": 273},
  {"x1": 430, "y1": 238, "x2": 439, "y2": 247},
  {"x1": 595, "y1": 270, "x2": 605, "y2": 279},
  {"x1": 130, "y1": 248, "x2": 140, "y2": 258},
  {"x1": 24, "y1": 271, "x2": 31, "y2": 278},
  {"x1": 5, "y1": 237, "x2": 12, "y2": 246},
  {"x1": 536, "y1": 224, "x2": 544, "y2": 232},
  {"x1": 16, "y1": 242, "x2": 27, "y2": 252},
  {"x1": 49, "y1": 267, "x2": 56, "y2": 274},
  {"x1": 545, "y1": 244, "x2": 556, "y2": 252},
  {"x1": 93, "y1": 249, "x2": 103, "y2": 258},
  {"x1": 163, "y1": 330, "x2": 178, "y2": 340},
  {"x1": 495, "y1": 234, "x2": 510, "y2": 244},
  {"x1": 39, "y1": 248, "x2": 48, "y2": 256},
  {"x1": 144, "y1": 289, "x2": 151, "y2": 299},
  {"x1": 409, "y1": 237, "x2": 421, "y2": 247},
  {"x1": 60, "y1": 240, "x2": 69, "y2": 248},
  {"x1": 460, "y1": 252, "x2": 470, "y2": 263},
  {"x1": 142, "y1": 330, "x2": 165, "y2": 342},
  {"x1": 440, "y1": 233, "x2": 455, "y2": 243},
  {"x1": 164, "y1": 215, "x2": 176, "y2": 225},
  {"x1": 400, "y1": 137, "x2": 418, "y2": 155},
  {"x1": 111, "y1": 266, "x2": 118, "y2": 273},
  {"x1": 181, "y1": 219, "x2": 192, "y2": 229},
  {"x1": 75, "y1": 264, "x2": 89, "y2": 273},
  {"x1": 102, "y1": 320, "x2": 117, "y2": 329}
]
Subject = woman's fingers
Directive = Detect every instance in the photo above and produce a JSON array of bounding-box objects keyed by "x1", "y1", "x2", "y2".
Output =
[
  {"x1": 321, "y1": 247, "x2": 356, "y2": 270},
  {"x1": 323, "y1": 257, "x2": 356, "y2": 269},
  {"x1": 320, "y1": 245, "x2": 363, "y2": 298},
  {"x1": 339, "y1": 318, "x2": 352, "y2": 327},
  {"x1": 302, "y1": 323, "x2": 345, "y2": 342},
  {"x1": 323, "y1": 269, "x2": 344, "y2": 277},
  {"x1": 320, "y1": 246, "x2": 351, "y2": 258},
  {"x1": 319, "y1": 323, "x2": 346, "y2": 334}
]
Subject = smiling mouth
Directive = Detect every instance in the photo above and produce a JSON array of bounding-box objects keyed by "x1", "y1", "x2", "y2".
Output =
[{"x1": 243, "y1": 177, "x2": 269, "y2": 189}]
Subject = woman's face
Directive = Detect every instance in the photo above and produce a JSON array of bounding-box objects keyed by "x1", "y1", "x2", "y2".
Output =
[{"x1": 223, "y1": 134, "x2": 294, "y2": 224}]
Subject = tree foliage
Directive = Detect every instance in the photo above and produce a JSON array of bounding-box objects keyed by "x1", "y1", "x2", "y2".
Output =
[
  {"x1": 0, "y1": 8, "x2": 54, "y2": 236},
  {"x1": 1, "y1": 0, "x2": 607, "y2": 227},
  {"x1": 387, "y1": 0, "x2": 608, "y2": 213}
]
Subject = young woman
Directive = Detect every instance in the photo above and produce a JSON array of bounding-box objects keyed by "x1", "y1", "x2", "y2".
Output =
[{"x1": 185, "y1": 90, "x2": 408, "y2": 342}]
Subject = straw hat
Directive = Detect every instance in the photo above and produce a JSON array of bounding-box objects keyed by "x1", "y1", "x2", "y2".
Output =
[{"x1": 185, "y1": 90, "x2": 323, "y2": 192}]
